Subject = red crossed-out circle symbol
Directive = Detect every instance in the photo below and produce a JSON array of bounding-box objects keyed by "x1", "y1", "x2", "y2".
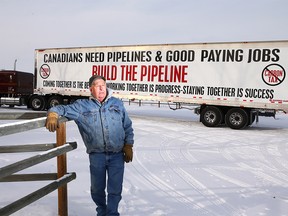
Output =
[
  {"x1": 262, "y1": 64, "x2": 285, "y2": 86},
  {"x1": 40, "y1": 64, "x2": 50, "y2": 79}
]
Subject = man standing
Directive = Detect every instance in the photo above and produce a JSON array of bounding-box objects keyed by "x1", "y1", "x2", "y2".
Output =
[{"x1": 46, "y1": 75, "x2": 134, "y2": 216}]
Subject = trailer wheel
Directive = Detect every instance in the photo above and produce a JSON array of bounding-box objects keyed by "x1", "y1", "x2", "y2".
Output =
[
  {"x1": 225, "y1": 108, "x2": 248, "y2": 129},
  {"x1": 47, "y1": 95, "x2": 63, "y2": 109},
  {"x1": 200, "y1": 106, "x2": 223, "y2": 127},
  {"x1": 29, "y1": 95, "x2": 46, "y2": 111}
]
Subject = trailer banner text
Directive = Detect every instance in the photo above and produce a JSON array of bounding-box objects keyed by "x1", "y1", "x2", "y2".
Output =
[{"x1": 36, "y1": 42, "x2": 287, "y2": 104}]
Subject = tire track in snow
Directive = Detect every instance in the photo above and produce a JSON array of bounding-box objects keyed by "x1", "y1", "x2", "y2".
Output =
[
  {"x1": 132, "y1": 155, "x2": 212, "y2": 215},
  {"x1": 182, "y1": 144, "x2": 252, "y2": 188},
  {"x1": 258, "y1": 140, "x2": 288, "y2": 183},
  {"x1": 217, "y1": 129, "x2": 288, "y2": 186},
  {"x1": 129, "y1": 117, "x2": 288, "y2": 215},
  {"x1": 158, "y1": 134, "x2": 238, "y2": 216},
  {"x1": 131, "y1": 123, "x2": 215, "y2": 215},
  {"x1": 211, "y1": 129, "x2": 288, "y2": 201}
]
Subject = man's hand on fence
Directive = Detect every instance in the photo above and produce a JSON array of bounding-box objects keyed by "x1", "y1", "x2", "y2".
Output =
[
  {"x1": 46, "y1": 112, "x2": 59, "y2": 132},
  {"x1": 123, "y1": 144, "x2": 133, "y2": 163}
]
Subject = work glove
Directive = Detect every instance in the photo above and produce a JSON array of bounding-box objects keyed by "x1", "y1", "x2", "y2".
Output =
[
  {"x1": 45, "y1": 112, "x2": 59, "y2": 132},
  {"x1": 123, "y1": 144, "x2": 133, "y2": 163}
]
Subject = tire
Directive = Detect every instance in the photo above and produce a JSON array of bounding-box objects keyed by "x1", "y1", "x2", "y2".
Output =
[
  {"x1": 225, "y1": 108, "x2": 248, "y2": 129},
  {"x1": 47, "y1": 95, "x2": 63, "y2": 109},
  {"x1": 29, "y1": 95, "x2": 46, "y2": 111},
  {"x1": 200, "y1": 106, "x2": 223, "y2": 127}
]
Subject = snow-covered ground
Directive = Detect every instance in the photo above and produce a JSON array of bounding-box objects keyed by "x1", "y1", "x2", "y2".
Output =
[{"x1": 1, "y1": 103, "x2": 288, "y2": 216}]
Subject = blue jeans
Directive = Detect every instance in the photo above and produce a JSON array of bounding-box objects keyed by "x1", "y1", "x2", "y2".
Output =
[{"x1": 89, "y1": 152, "x2": 125, "y2": 216}]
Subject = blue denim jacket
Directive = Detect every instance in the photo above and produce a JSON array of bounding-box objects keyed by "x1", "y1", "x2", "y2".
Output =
[{"x1": 48, "y1": 92, "x2": 134, "y2": 154}]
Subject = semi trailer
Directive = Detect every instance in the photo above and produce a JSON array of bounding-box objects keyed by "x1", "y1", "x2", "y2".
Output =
[{"x1": 2, "y1": 40, "x2": 288, "y2": 129}]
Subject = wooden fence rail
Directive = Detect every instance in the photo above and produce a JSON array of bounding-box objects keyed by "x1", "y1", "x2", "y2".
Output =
[
  {"x1": 0, "y1": 112, "x2": 77, "y2": 216},
  {"x1": 0, "y1": 173, "x2": 76, "y2": 216}
]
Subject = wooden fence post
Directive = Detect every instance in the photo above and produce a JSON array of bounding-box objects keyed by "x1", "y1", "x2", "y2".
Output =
[{"x1": 56, "y1": 122, "x2": 67, "y2": 216}]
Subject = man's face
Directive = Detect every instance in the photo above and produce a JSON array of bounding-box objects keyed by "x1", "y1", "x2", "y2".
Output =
[{"x1": 90, "y1": 79, "x2": 107, "y2": 102}]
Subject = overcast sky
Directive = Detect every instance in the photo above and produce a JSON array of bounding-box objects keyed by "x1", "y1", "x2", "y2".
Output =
[{"x1": 1, "y1": 0, "x2": 288, "y2": 72}]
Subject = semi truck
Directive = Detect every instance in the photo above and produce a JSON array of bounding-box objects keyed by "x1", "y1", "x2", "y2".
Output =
[
  {"x1": 2, "y1": 40, "x2": 288, "y2": 129},
  {"x1": 0, "y1": 70, "x2": 33, "y2": 107}
]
